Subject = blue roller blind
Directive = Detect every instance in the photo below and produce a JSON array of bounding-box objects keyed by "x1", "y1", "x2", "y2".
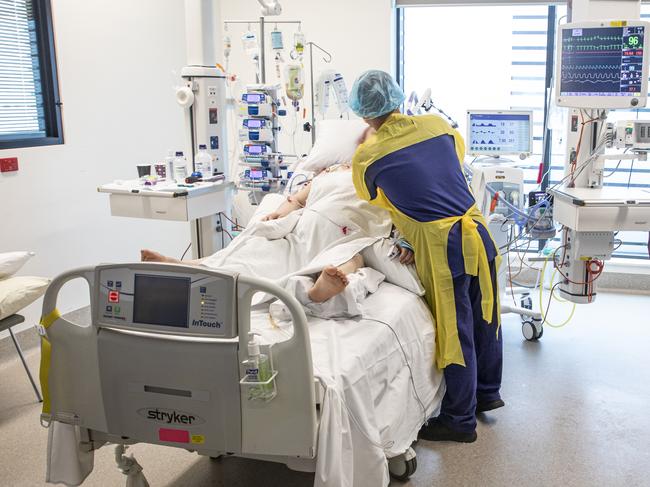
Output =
[{"x1": 0, "y1": 0, "x2": 45, "y2": 139}]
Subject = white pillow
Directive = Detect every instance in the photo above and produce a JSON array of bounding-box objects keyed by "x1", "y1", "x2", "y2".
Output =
[
  {"x1": 362, "y1": 239, "x2": 426, "y2": 296},
  {"x1": 0, "y1": 276, "x2": 50, "y2": 320},
  {"x1": 0, "y1": 251, "x2": 35, "y2": 280},
  {"x1": 301, "y1": 119, "x2": 369, "y2": 173}
]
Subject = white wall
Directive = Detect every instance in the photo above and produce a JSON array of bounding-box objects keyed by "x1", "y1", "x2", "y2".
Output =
[
  {"x1": 0, "y1": 0, "x2": 190, "y2": 333},
  {"x1": 220, "y1": 0, "x2": 394, "y2": 155},
  {"x1": 0, "y1": 0, "x2": 394, "y2": 336}
]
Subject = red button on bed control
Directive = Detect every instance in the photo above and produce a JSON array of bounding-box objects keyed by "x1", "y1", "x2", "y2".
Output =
[{"x1": 108, "y1": 291, "x2": 120, "y2": 303}]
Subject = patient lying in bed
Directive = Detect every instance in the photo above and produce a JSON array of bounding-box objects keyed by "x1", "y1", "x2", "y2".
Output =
[
  {"x1": 141, "y1": 164, "x2": 399, "y2": 314},
  {"x1": 142, "y1": 247, "x2": 367, "y2": 305}
]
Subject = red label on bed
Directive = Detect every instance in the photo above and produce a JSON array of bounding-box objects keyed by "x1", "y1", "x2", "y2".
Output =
[{"x1": 159, "y1": 428, "x2": 190, "y2": 443}]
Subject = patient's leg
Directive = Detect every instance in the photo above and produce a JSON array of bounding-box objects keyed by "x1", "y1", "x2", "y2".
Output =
[
  {"x1": 307, "y1": 254, "x2": 364, "y2": 303},
  {"x1": 140, "y1": 249, "x2": 202, "y2": 265}
]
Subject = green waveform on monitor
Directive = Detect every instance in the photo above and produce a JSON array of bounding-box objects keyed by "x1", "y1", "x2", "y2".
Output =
[
  {"x1": 564, "y1": 44, "x2": 623, "y2": 51},
  {"x1": 563, "y1": 35, "x2": 622, "y2": 43}
]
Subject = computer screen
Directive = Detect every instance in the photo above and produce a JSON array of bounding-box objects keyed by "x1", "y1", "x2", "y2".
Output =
[
  {"x1": 466, "y1": 111, "x2": 532, "y2": 157},
  {"x1": 556, "y1": 22, "x2": 649, "y2": 108},
  {"x1": 133, "y1": 275, "x2": 190, "y2": 328}
]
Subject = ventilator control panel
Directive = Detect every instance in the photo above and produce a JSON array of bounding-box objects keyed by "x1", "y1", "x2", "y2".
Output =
[{"x1": 94, "y1": 264, "x2": 237, "y2": 338}]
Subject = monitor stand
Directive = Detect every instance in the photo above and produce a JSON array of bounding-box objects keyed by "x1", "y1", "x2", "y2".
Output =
[{"x1": 474, "y1": 155, "x2": 516, "y2": 165}]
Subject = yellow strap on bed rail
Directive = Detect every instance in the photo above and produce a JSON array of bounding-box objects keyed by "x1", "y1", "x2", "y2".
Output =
[{"x1": 39, "y1": 308, "x2": 61, "y2": 416}]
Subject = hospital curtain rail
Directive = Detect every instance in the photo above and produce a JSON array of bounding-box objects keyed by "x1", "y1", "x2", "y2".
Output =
[{"x1": 0, "y1": 0, "x2": 62, "y2": 149}]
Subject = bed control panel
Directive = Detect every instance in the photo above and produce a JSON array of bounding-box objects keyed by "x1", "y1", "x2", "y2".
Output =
[{"x1": 94, "y1": 264, "x2": 237, "y2": 338}]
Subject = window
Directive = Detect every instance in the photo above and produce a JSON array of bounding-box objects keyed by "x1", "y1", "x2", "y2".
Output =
[
  {"x1": 398, "y1": 4, "x2": 650, "y2": 260},
  {"x1": 0, "y1": 0, "x2": 62, "y2": 149}
]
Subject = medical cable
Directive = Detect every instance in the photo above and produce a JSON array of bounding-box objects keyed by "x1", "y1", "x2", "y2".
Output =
[
  {"x1": 484, "y1": 184, "x2": 550, "y2": 228},
  {"x1": 549, "y1": 241, "x2": 605, "y2": 303},
  {"x1": 287, "y1": 173, "x2": 309, "y2": 194},
  {"x1": 498, "y1": 210, "x2": 551, "y2": 252},
  {"x1": 603, "y1": 149, "x2": 631, "y2": 178},
  {"x1": 627, "y1": 159, "x2": 635, "y2": 189},
  {"x1": 311, "y1": 313, "x2": 429, "y2": 451},
  {"x1": 362, "y1": 316, "x2": 429, "y2": 427},
  {"x1": 538, "y1": 259, "x2": 576, "y2": 328},
  {"x1": 314, "y1": 376, "x2": 395, "y2": 451},
  {"x1": 219, "y1": 211, "x2": 245, "y2": 231},
  {"x1": 218, "y1": 214, "x2": 226, "y2": 248},
  {"x1": 180, "y1": 243, "x2": 192, "y2": 261}
]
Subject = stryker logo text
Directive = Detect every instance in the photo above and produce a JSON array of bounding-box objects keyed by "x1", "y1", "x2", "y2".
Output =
[
  {"x1": 192, "y1": 319, "x2": 222, "y2": 328},
  {"x1": 137, "y1": 408, "x2": 205, "y2": 425}
]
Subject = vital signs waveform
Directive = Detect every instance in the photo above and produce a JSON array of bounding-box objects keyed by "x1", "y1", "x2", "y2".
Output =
[
  {"x1": 561, "y1": 72, "x2": 621, "y2": 80},
  {"x1": 562, "y1": 44, "x2": 622, "y2": 51},
  {"x1": 562, "y1": 35, "x2": 622, "y2": 43},
  {"x1": 561, "y1": 64, "x2": 620, "y2": 71}
]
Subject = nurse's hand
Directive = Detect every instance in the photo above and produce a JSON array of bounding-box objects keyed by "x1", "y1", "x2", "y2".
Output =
[{"x1": 398, "y1": 246, "x2": 415, "y2": 265}]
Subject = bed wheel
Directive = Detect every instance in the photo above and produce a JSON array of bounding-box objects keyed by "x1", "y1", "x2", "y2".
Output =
[
  {"x1": 388, "y1": 447, "x2": 417, "y2": 481},
  {"x1": 522, "y1": 320, "x2": 543, "y2": 341}
]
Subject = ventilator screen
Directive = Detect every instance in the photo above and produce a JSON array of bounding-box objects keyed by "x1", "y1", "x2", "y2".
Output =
[
  {"x1": 133, "y1": 275, "x2": 190, "y2": 328},
  {"x1": 467, "y1": 112, "x2": 532, "y2": 156}
]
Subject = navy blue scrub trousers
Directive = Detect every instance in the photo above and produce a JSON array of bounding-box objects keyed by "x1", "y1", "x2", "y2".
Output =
[{"x1": 438, "y1": 259, "x2": 503, "y2": 433}]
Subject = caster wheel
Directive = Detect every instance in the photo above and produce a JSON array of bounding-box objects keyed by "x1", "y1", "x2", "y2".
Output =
[
  {"x1": 521, "y1": 296, "x2": 533, "y2": 310},
  {"x1": 388, "y1": 448, "x2": 417, "y2": 481},
  {"x1": 522, "y1": 321, "x2": 542, "y2": 341}
]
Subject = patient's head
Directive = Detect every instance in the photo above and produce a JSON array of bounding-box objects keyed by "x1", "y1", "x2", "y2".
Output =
[
  {"x1": 316, "y1": 129, "x2": 375, "y2": 175},
  {"x1": 359, "y1": 126, "x2": 377, "y2": 144}
]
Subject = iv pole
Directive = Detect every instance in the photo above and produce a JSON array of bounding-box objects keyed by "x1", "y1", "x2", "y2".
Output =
[
  {"x1": 307, "y1": 41, "x2": 332, "y2": 145},
  {"x1": 223, "y1": 18, "x2": 302, "y2": 83}
]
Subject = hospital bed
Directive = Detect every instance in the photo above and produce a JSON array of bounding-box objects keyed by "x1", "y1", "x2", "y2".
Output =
[{"x1": 39, "y1": 262, "x2": 443, "y2": 486}]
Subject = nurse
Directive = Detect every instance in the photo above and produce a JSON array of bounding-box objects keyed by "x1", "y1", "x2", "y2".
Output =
[{"x1": 350, "y1": 70, "x2": 503, "y2": 443}]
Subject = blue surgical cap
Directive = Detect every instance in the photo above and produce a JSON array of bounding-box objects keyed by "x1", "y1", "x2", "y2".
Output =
[{"x1": 349, "y1": 70, "x2": 405, "y2": 119}]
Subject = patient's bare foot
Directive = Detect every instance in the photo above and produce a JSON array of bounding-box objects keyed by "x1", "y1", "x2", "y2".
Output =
[
  {"x1": 140, "y1": 249, "x2": 180, "y2": 263},
  {"x1": 308, "y1": 266, "x2": 348, "y2": 303}
]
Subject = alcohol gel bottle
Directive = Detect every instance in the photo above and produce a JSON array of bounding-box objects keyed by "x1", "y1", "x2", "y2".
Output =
[
  {"x1": 165, "y1": 149, "x2": 175, "y2": 181},
  {"x1": 245, "y1": 332, "x2": 273, "y2": 400},
  {"x1": 194, "y1": 145, "x2": 213, "y2": 178},
  {"x1": 173, "y1": 151, "x2": 187, "y2": 182}
]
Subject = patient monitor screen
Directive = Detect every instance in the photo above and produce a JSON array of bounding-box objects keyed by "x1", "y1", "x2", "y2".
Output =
[
  {"x1": 133, "y1": 275, "x2": 191, "y2": 328},
  {"x1": 560, "y1": 25, "x2": 645, "y2": 97},
  {"x1": 468, "y1": 112, "x2": 531, "y2": 156}
]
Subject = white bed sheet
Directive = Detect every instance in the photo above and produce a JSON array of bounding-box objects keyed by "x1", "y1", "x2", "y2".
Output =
[{"x1": 250, "y1": 282, "x2": 445, "y2": 487}]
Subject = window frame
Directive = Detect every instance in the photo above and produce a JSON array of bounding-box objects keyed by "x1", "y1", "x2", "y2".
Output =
[
  {"x1": 396, "y1": 3, "x2": 650, "y2": 261},
  {"x1": 0, "y1": 0, "x2": 63, "y2": 150}
]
